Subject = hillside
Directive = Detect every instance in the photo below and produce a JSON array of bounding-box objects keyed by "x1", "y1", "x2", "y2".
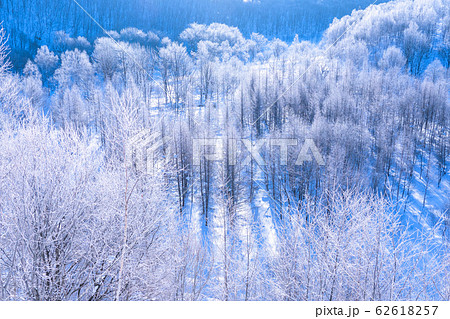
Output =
[
  {"x1": 0, "y1": 0, "x2": 448, "y2": 301},
  {"x1": 0, "y1": 0, "x2": 387, "y2": 68}
]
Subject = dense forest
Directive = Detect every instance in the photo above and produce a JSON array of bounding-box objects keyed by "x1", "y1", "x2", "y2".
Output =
[
  {"x1": 0, "y1": 0, "x2": 387, "y2": 68},
  {"x1": 0, "y1": 0, "x2": 449, "y2": 301}
]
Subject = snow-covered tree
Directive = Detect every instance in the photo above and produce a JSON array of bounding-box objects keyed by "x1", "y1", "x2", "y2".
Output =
[
  {"x1": 34, "y1": 45, "x2": 59, "y2": 80},
  {"x1": 54, "y1": 49, "x2": 94, "y2": 92}
]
